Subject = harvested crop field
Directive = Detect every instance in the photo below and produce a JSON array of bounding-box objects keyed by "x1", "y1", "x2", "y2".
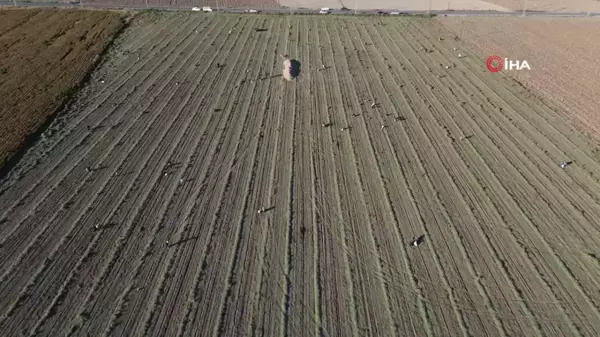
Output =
[
  {"x1": 438, "y1": 16, "x2": 600, "y2": 144},
  {"x1": 53, "y1": 0, "x2": 281, "y2": 9},
  {"x1": 2, "y1": 12, "x2": 600, "y2": 337},
  {"x1": 0, "y1": 8, "x2": 125, "y2": 171}
]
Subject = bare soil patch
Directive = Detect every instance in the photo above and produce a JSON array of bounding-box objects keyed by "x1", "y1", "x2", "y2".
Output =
[
  {"x1": 438, "y1": 16, "x2": 600, "y2": 143},
  {"x1": 0, "y1": 8, "x2": 124, "y2": 170},
  {"x1": 481, "y1": 0, "x2": 600, "y2": 12}
]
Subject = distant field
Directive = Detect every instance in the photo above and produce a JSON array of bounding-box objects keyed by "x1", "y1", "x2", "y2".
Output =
[
  {"x1": 482, "y1": 0, "x2": 600, "y2": 12},
  {"x1": 2, "y1": 11, "x2": 600, "y2": 337},
  {"x1": 0, "y1": 8, "x2": 124, "y2": 170},
  {"x1": 438, "y1": 16, "x2": 600, "y2": 143},
  {"x1": 48, "y1": 0, "x2": 281, "y2": 9},
  {"x1": 277, "y1": 0, "x2": 510, "y2": 11},
  {"x1": 13, "y1": 0, "x2": 600, "y2": 11},
  {"x1": 19, "y1": 0, "x2": 509, "y2": 11}
]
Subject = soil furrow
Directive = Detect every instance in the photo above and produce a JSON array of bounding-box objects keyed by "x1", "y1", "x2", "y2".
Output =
[
  {"x1": 23, "y1": 16, "x2": 234, "y2": 337},
  {"x1": 0, "y1": 15, "x2": 192, "y2": 224},
  {"x1": 0, "y1": 16, "x2": 200, "y2": 244},
  {"x1": 307, "y1": 18, "x2": 359, "y2": 337},
  {"x1": 324, "y1": 18, "x2": 395, "y2": 337}
]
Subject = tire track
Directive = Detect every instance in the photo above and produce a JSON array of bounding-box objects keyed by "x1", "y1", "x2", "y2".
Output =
[
  {"x1": 0, "y1": 14, "x2": 193, "y2": 227},
  {"x1": 307, "y1": 18, "x2": 359, "y2": 337},
  {"x1": 0, "y1": 20, "x2": 205, "y2": 328},
  {"x1": 141, "y1": 21, "x2": 270, "y2": 334},
  {"x1": 214, "y1": 17, "x2": 284, "y2": 337},
  {"x1": 136, "y1": 17, "x2": 261, "y2": 337},
  {"x1": 389, "y1": 18, "x2": 582, "y2": 335},
  {"x1": 427, "y1": 18, "x2": 600, "y2": 257},
  {"x1": 349, "y1": 19, "x2": 493, "y2": 337},
  {"x1": 0, "y1": 16, "x2": 206, "y2": 316},
  {"x1": 282, "y1": 18, "x2": 299, "y2": 337},
  {"x1": 0, "y1": 15, "x2": 200, "y2": 246},
  {"x1": 246, "y1": 16, "x2": 287, "y2": 337},
  {"x1": 251, "y1": 16, "x2": 294, "y2": 337},
  {"x1": 0, "y1": 9, "x2": 41, "y2": 38},
  {"x1": 99, "y1": 14, "x2": 259, "y2": 336},
  {"x1": 177, "y1": 20, "x2": 271, "y2": 336},
  {"x1": 438, "y1": 19, "x2": 600, "y2": 186},
  {"x1": 333, "y1": 19, "x2": 446, "y2": 337},
  {"x1": 23, "y1": 16, "x2": 234, "y2": 337},
  {"x1": 421, "y1": 60, "x2": 600, "y2": 333},
  {"x1": 134, "y1": 15, "x2": 273, "y2": 337},
  {"x1": 0, "y1": 15, "x2": 223, "y2": 337},
  {"x1": 378, "y1": 18, "x2": 540, "y2": 336},
  {"x1": 213, "y1": 23, "x2": 281, "y2": 336},
  {"x1": 414, "y1": 22, "x2": 600, "y2": 330},
  {"x1": 322, "y1": 18, "x2": 395, "y2": 337},
  {"x1": 283, "y1": 17, "x2": 320, "y2": 337},
  {"x1": 76, "y1": 16, "x2": 254, "y2": 337}
]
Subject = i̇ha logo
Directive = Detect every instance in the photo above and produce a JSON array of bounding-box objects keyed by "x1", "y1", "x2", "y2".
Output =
[{"x1": 486, "y1": 55, "x2": 530, "y2": 72}]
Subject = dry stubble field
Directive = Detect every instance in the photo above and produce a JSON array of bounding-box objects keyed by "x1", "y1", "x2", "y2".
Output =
[
  {"x1": 0, "y1": 8, "x2": 124, "y2": 170},
  {"x1": 1, "y1": 11, "x2": 600, "y2": 337}
]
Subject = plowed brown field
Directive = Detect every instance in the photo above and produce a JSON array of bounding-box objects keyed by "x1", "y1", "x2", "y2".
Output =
[
  {"x1": 1, "y1": 13, "x2": 600, "y2": 337},
  {"x1": 483, "y1": 0, "x2": 600, "y2": 12},
  {"x1": 0, "y1": 8, "x2": 124, "y2": 170},
  {"x1": 438, "y1": 16, "x2": 600, "y2": 144}
]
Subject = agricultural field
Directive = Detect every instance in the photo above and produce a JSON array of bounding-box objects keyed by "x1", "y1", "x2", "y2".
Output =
[
  {"x1": 277, "y1": 0, "x2": 510, "y2": 11},
  {"x1": 18, "y1": 0, "x2": 600, "y2": 11},
  {"x1": 2, "y1": 11, "x2": 600, "y2": 337},
  {"x1": 438, "y1": 16, "x2": 600, "y2": 143},
  {"x1": 0, "y1": 8, "x2": 124, "y2": 172},
  {"x1": 482, "y1": 0, "x2": 600, "y2": 12},
  {"x1": 25, "y1": 0, "x2": 511, "y2": 11},
  {"x1": 50, "y1": 0, "x2": 281, "y2": 9}
]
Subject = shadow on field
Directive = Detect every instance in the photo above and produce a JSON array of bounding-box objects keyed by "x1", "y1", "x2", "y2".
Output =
[
  {"x1": 288, "y1": 59, "x2": 301, "y2": 78},
  {"x1": 261, "y1": 74, "x2": 282, "y2": 81},
  {"x1": 170, "y1": 236, "x2": 199, "y2": 246}
]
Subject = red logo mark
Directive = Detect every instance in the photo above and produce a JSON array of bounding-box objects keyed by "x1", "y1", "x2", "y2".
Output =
[{"x1": 486, "y1": 55, "x2": 503, "y2": 72}]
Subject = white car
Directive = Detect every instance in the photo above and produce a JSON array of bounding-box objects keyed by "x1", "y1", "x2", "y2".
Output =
[
  {"x1": 202, "y1": 6, "x2": 213, "y2": 12},
  {"x1": 192, "y1": 7, "x2": 201, "y2": 11},
  {"x1": 319, "y1": 8, "x2": 330, "y2": 14}
]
